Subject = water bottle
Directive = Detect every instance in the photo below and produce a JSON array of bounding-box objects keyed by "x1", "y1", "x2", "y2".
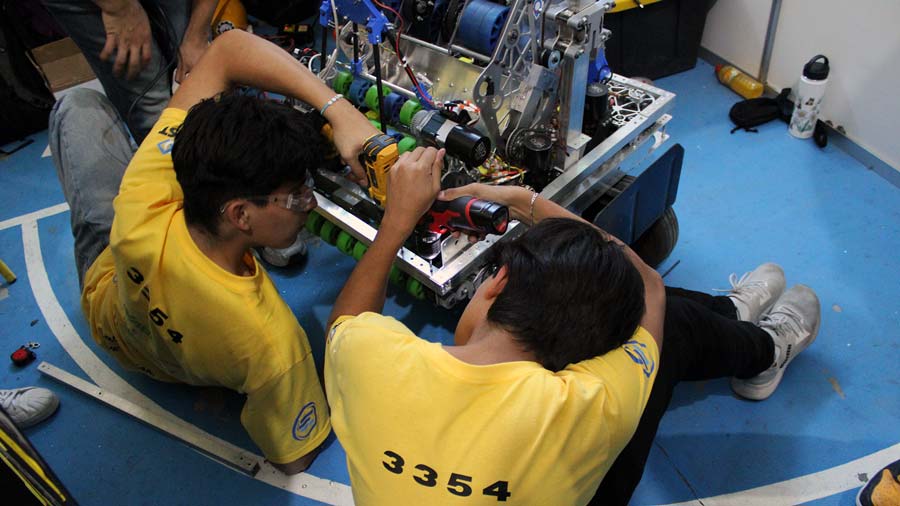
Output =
[
  {"x1": 789, "y1": 55, "x2": 830, "y2": 139},
  {"x1": 715, "y1": 64, "x2": 764, "y2": 99}
]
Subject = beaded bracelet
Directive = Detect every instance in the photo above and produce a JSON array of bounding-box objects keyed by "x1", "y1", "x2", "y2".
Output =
[
  {"x1": 529, "y1": 191, "x2": 539, "y2": 226},
  {"x1": 320, "y1": 94, "x2": 343, "y2": 116}
]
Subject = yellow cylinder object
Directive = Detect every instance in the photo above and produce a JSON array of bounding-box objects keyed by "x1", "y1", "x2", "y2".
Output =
[
  {"x1": 608, "y1": 0, "x2": 664, "y2": 13},
  {"x1": 716, "y1": 65, "x2": 764, "y2": 99},
  {"x1": 212, "y1": 0, "x2": 249, "y2": 37},
  {"x1": 0, "y1": 259, "x2": 16, "y2": 284}
]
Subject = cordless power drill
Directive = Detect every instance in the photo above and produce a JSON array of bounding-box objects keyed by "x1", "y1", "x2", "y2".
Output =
[{"x1": 360, "y1": 133, "x2": 509, "y2": 236}]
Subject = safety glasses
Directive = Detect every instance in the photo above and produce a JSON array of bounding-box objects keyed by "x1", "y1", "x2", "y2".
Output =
[{"x1": 220, "y1": 174, "x2": 316, "y2": 214}]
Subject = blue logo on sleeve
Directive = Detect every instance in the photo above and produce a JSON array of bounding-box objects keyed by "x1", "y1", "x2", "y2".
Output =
[
  {"x1": 292, "y1": 402, "x2": 318, "y2": 441},
  {"x1": 157, "y1": 138, "x2": 174, "y2": 155},
  {"x1": 623, "y1": 340, "x2": 656, "y2": 378}
]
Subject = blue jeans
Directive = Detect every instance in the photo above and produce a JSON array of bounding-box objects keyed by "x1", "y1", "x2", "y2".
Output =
[
  {"x1": 41, "y1": 0, "x2": 189, "y2": 143},
  {"x1": 49, "y1": 89, "x2": 135, "y2": 287}
]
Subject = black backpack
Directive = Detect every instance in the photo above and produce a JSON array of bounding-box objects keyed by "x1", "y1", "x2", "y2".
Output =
[
  {"x1": 0, "y1": 0, "x2": 56, "y2": 149},
  {"x1": 729, "y1": 87, "x2": 793, "y2": 133}
]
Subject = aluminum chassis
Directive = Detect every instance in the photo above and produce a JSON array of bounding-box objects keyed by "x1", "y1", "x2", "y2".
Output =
[{"x1": 314, "y1": 1, "x2": 676, "y2": 308}]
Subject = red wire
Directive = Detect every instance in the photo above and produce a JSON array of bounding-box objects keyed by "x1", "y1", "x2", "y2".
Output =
[
  {"x1": 372, "y1": 0, "x2": 436, "y2": 107},
  {"x1": 372, "y1": 0, "x2": 404, "y2": 48}
]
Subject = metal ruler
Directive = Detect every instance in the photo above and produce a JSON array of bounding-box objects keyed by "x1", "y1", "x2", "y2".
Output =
[{"x1": 38, "y1": 361, "x2": 261, "y2": 476}]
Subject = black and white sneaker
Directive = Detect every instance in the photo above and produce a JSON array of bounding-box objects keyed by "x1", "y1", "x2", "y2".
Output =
[
  {"x1": 726, "y1": 262, "x2": 786, "y2": 323},
  {"x1": 731, "y1": 284, "x2": 820, "y2": 401}
]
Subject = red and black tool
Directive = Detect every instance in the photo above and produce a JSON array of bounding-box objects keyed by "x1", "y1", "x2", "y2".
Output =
[
  {"x1": 11, "y1": 346, "x2": 36, "y2": 367},
  {"x1": 426, "y1": 196, "x2": 509, "y2": 236}
]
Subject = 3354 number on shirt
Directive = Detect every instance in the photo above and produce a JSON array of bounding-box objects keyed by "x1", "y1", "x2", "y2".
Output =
[{"x1": 382, "y1": 450, "x2": 512, "y2": 502}]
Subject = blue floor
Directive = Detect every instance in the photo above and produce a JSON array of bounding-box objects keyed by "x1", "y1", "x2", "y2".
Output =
[{"x1": 1, "y1": 59, "x2": 898, "y2": 505}]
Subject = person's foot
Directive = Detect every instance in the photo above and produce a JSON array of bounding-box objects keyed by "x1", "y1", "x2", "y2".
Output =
[
  {"x1": 260, "y1": 230, "x2": 315, "y2": 267},
  {"x1": 0, "y1": 387, "x2": 60, "y2": 428},
  {"x1": 731, "y1": 284, "x2": 820, "y2": 400},
  {"x1": 857, "y1": 459, "x2": 900, "y2": 506},
  {"x1": 727, "y1": 262, "x2": 786, "y2": 323}
]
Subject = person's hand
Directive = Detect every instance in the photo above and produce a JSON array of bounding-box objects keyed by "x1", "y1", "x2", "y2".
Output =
[
  {"x1": 174, "y1": 35, "x2": 209, "y2": 83},
  {"x1": 99, "y1": 0, "x2": 153, "y2": 80},
  {"x1": 322, "y1": 99, "x2": 380, "y2": 185},
  {"x1": 382, "y1": 147, "x2": 445, "y2": 235}
]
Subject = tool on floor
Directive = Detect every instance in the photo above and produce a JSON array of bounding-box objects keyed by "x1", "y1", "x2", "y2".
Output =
[
  {"x1": 0, "y1": 259, "x2": 17, "y2": 284},
  {"x1": 11, "y1": 343, "x2": 38, "y2": 367},
  {"x1": 38, "y1": 362, "x2": 261, "y2": 476}
]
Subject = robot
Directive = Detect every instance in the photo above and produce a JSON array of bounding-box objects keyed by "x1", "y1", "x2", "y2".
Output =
[{"x1": 277, "y1": 0, "x2": 683, "y2": 308}]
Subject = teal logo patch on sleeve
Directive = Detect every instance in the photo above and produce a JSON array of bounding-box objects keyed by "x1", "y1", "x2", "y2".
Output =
[
  {"x1": 623, "y1": 340, "x2": 656, "y2": 378},
  {"x1": 292, "y1": 402, "x2": 318, "y2": 441},
  {"x1": 157, "y1": 138, "x2": 174, "y2": 155}
]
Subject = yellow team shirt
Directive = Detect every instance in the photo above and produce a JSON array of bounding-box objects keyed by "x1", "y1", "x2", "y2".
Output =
[
  {"x1": 325, "y1": 312, "x2": 659, "y2": 506},
  {"x1": 81, "y1": 108, "x2": 329, "y2": 463}
]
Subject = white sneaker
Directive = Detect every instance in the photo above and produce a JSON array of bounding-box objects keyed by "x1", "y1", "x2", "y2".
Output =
[
  {"x1": 726, "y1": 263, "x2": 786, "y2": 323},
  {"x1": 261, "y1": 229, "x2": 314, "y2": 267},
  {"x1": 0, "y1": 387, "x2": 60, "y2": 428},
  {"x1": 731, "y1": 285, "x2": 820, "y2": 401}
]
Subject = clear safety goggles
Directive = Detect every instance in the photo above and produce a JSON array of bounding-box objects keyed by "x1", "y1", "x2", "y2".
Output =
[{"x1": 220, "y1": 174, "x2": 316, "y2": 214}]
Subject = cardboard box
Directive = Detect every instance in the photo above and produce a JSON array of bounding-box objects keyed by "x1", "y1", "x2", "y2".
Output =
[{"x1": 30, "y1": 38, "x2": 96, "y2": 92}]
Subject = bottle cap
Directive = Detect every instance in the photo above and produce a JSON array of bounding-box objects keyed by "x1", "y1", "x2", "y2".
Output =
[{"x1": 803, "y1": 55, "x2": 830, "y2": 81}]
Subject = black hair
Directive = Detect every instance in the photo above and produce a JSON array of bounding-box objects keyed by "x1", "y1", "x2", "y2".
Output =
[
  {"x1": 172, "y1": 93, "x2": 326, "y2": 235},
  {"x1": 486, "y1": 218, "x2": 646, "y2": 371}
]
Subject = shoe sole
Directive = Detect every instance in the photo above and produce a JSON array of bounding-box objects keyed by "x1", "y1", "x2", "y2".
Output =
[{"x1": 731, "y1": 313, "x2": 821, "y2": 401}]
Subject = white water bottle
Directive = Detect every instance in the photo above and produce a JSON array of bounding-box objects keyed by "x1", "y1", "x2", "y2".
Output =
[{"x1": 789, "y1": 55, "x2": 830, "y2": 138}]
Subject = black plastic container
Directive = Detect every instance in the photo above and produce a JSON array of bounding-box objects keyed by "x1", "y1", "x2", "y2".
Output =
[{"x1": 604, "y1": 0, "x2": 715, "y2": 80}]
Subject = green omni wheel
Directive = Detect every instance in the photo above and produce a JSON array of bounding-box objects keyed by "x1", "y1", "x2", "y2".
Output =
[
  {"x1": 399, "y1": 99, "x2": 422, "y2": 126},
  {"x1": 398, "y1": 136, "x2": 417, "y2": 154},
  {"x1": 405, "y1": 278, "x2": 426, "y2": 300},
  {"x1": 351, "y1": 241, "x2": 368, "y2": 261},
  {"x1": 389, "y1": 265, "x2": 406, "y2": 286},
  {"x1": 336, "y1": 232, "x2": 356, "y2": 255},
  {"x1": 364, "y1": 85, "x2": 393, "y2": 112},
  {"x1": 305, "y1": 211, "x2": 325, "y2": 234},
  {"x1": 319, "y1": 220, "x2": 340, "y2": 245},
  {"x1": 332, "y1": 71, "x2": 353, "y2": 95}
]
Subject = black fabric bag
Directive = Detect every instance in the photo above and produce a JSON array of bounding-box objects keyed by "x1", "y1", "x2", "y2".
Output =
[
  {"x1": 0, "y1": 0, "x2": 56, "y2": 147},
  {"x1": 728, "y1": 87, "x2": 793, "y2": 133}
]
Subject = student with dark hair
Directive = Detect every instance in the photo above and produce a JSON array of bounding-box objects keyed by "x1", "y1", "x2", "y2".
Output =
[
  {"x1": 325, "y1": 175, "x2": 820, "y2": 504},
  {"x1": 49, "y1": 29, "x2": 378, "y2": 473}
]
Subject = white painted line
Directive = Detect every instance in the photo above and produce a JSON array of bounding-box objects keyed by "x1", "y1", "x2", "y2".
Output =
[
  {"x1": 0, "y1": 203, "x2": 69, "y2": 231},
  {"x1": 22, "y1": 219, "x2": 354, "y2": 505},
  {"x1": 660, "y1": 441, "x2": 900, "y2": 506},
  {"x1": 43, "y1": 144, "x2": 51, "y2": 158},
  {"x1": 39, "y1": 361, "x2": 261, "y2": 476}
]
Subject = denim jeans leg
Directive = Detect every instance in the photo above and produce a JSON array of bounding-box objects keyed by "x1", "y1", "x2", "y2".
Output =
[
  {"x1": 41, "y1": 0, "x2": 189, "y2": 143},
  {"x1": 49, "y1": 89, "x2": 135, "y2": 287}
]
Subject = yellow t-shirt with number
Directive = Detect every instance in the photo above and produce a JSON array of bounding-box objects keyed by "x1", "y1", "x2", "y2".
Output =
[
  {"x1": 325, "y1": 312, "x2": 659, "y2": 506},
  {"x1": 81, "y1": 108, "x2": 329, "y2": 464}
]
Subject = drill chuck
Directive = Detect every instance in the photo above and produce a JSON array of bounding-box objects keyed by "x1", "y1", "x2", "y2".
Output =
[{"x1": 410, "y1": 110, "x2": 491, "y2": 167}]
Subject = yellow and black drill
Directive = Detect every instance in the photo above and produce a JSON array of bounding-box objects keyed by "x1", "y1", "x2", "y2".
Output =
[{"x1": 360, "y1": 133, "x2": 509, "y2": 236}]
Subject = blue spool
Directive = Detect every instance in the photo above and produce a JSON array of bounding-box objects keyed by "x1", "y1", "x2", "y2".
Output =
[
  {"x1": 383, "y1": 93, "x2": 407, "y2": 125},
  {"x1": 455, "y1": 0, "x2": 509, "y2": 56},
  {"x1": 348, "y1": 78, "x2": 373, "y2": 107}
]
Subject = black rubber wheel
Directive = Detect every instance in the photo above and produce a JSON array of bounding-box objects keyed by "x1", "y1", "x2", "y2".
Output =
[{"x1": 631, "y1": 207, "x2": 678, "y2": 268}]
